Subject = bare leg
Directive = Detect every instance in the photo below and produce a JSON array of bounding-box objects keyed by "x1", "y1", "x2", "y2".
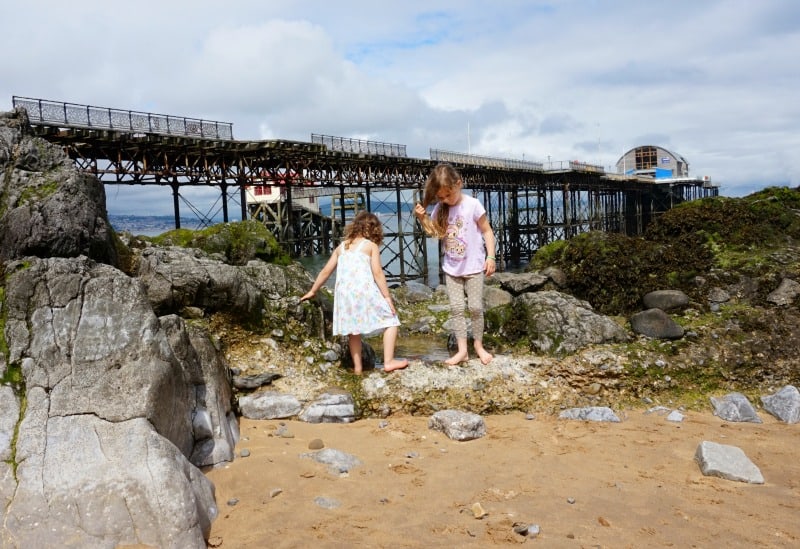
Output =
[
  {"x1": 348, "y1": 334, "x2": 363, "y2": 374},
  {"x1": 382, "y1": 326, "x2": 408, "y2": 372},
  {"x1": 445, "y1": 337, "x2": 469, "y2": 365},
  {"x1": 474, "y1": 340, "x2": 493, "y2": 365}
]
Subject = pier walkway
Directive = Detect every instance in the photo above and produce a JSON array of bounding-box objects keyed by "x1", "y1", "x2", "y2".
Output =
[{"x1": 12, "y1": 96, "x2": 719, "y2": 283}]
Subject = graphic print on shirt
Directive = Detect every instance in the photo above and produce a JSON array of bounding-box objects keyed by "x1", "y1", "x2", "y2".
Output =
[{"x1": 443, "y1": 216, "x2": 466, "y2": 261}]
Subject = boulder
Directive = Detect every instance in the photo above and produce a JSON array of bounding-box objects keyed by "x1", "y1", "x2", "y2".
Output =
[{"x1": 0, "y1": 108, "x2": 118, "y2": 266}]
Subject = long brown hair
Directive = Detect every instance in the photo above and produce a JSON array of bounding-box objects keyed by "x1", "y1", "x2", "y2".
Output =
[
  {"x1": 344, "y1": 211, "x2": 384, "y2": 248},
  {"x1": 419, "y1": 163, "x2": 462, "y2": 238}
]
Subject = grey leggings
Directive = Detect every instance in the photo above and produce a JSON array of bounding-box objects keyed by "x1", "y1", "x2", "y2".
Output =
[{"x1": 445, "y1": 272, "x2": 485, "y2": 341}]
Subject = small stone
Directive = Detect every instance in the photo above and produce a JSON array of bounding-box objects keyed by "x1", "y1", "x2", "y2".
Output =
[
  {"x1": 471, "y1": 502, "x2": 487, "y2": 519},
  {"x1": 240, "y1": 448, "x2": 251, "y2": 458},
  {"x1": 567, "y1": 497, "x2": 576, "y2": 504},
  {"x1": 227, "y1": 498, "x2": 239, "y2": 506},
  {"x1": 513, "y1": 523, "x2": 529, "y2": 535},
  {"x1": 308, "y1": 438, "x2": 324, "y2": 450},
  {"x1": 269, "y1": 488, "x2": 282, "y2": 498}
]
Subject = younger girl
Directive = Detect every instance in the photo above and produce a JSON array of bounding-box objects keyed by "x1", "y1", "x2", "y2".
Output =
[
  {"x1": 301, "y1": 211, "x2": 408, "y2": 374},
  {"x1": 414, "y1": 163, "x2": 496, "y2": 365}
]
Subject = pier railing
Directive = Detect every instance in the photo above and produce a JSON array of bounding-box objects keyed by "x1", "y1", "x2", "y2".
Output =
[
  {"x1": 311, "y1": 133, "x2": 407, "y2": 157},
  {"x1": 12, "y1": 96, "x2": 234, "y2": 140},
  {"x1": 430, "y1": 148, "x2": 544, "y2": 171}
]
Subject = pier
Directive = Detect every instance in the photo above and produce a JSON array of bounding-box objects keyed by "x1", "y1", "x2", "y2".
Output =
[{"x1": 12, "y1": 96, "x2": 719, "y2": 283}]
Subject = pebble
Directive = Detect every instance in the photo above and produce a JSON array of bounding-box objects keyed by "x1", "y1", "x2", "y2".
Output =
[
  {"x1": 308, "y1": 438, "x2": 324, "y2": 450},
  {"x1": 226, "y1": 498, "x2": 239, "y2": 506},
  {"x1": 269, "y1": 488, "x2": 282, "y2": 498},
  {"x1": 240, "y1": 449, "x2": 251, "y2": 458},
  {"x1": 471, "y1": 502, "x2": 487, "y2": 519},
  {"x1": 567, "y1": 497, "x2": 576, "y2": 504}
]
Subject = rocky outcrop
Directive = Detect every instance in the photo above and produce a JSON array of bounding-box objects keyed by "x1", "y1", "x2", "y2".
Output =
[
  {"x1": 0, "y1": 108, "x2": 118, "y2": 266},
  {"x1": 491, "y1": 290, "x2": 629, "y2": 354},
  {"x1": 1, "y1": 256, "x2": 228, "y2": 547},
  {"x1": 1, "y1": 110, "x2": 237, "y2": 547}
]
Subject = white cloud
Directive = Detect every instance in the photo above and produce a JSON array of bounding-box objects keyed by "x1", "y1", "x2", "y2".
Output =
[{"x1": 3, "y1": 0, "x2": 799, "y2": 215}]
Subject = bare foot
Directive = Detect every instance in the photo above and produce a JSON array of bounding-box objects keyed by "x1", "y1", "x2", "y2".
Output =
[
  {"x1": 445, "y1": 351, "x2": 469, "y2": 365},
  {"x1": 476, "y1": 348, "x2": 493, "y2": 365},
  {"x1": 384, "y1": 359, "x2": 409, "y2": 372}
]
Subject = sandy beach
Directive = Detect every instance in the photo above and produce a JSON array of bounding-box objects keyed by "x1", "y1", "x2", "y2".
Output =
[{"x1": 204, "y1": 409, "x2": 799, "y2": 548}]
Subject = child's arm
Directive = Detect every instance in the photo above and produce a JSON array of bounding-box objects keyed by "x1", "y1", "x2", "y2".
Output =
[
  {"x1": 477, "y1": 214, "x2": 497, "y2": 276},
  {"x1": 368, "y1": 241, "x2": 397, "y2": 315},
  {"x1": 300, "y1": 247, "x2": 340, "y2": 301},
  {"x1": 414, "y1": 202, "x2": 438, "y2": 237}
]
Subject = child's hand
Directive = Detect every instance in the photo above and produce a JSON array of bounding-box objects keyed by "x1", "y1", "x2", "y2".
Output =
[
  {"x1": 413, "y1": 203, "x2": 426, "y2": 220},
  {"x1": 300, "y1": 291, "x2": 315, "y2": 302},
  {"x1": 484, "y1": 258, "x2": 496, "y2": 277}
]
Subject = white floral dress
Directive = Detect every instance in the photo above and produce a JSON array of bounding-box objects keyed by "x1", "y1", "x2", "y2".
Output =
[{"x1": 332, "y1": 239, "x2": 400, "y2": 335}]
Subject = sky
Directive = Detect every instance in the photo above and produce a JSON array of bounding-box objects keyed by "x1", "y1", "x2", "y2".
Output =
[{"x1": 2, "y1": 0, "x2": 799, "y2": 217}]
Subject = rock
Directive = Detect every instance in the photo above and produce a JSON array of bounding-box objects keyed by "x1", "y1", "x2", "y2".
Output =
[
  {"x1": 766, "y1": 278, "x2": 800, "y2": 306},
  {"x1": 540, "y1": 266, "x2": 567, "y2": 287},
  {"x1": 559, "y1": 406, "x2": 621, "y2": 422},
  {"x1": 0, "y1": 109, "x2": 118, "y2": 266},
  {"x1": 302, "y1": 448, "x2": 362, "y2": 474},
  {"x1": 710, "y1": 392, "x2": 762, "y2": 423},
  {"x1": 299, "y1": 390, "x2": 356, "y2": 423},
  {"x1": 507, "y1": 291, "x2": 629, "y2": 354},
  {"x1": 428, "y1": 410, "x2": 486, "y2": 441},
  {"x1": 760, "y1": 385, "x2": 800, "y2": 424},
  {"x1": 402, "y1": 280, "x2": 434, "y2": 302},
  {"x1": 707, "y1": 287, "x2": 730, "y2": 303},
  {"x1": 239, "y1": 391, "x2": 302, "y2": 420},
  {"x1": 630, "y1": 308, "x2": 684, "y2": 339},
  {"x1": 483, "y1": 285, "x2": 513, "y2": 310},
  {"x1": 695, "y1": 441, "x2": 764, "y2": 484},
  {"x1": 232, "y1": 372, "x2": 282, "y2": 390},
  {"x1": 642, "y1": 290, "x2": 690, "y2": 311},
  {"x1": 488, "y1": 271, "x2": 548, "y2": 295}
]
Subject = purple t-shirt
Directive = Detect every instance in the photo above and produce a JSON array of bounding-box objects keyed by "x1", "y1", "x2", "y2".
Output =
[{"x1": 431, "y1": 194, "x2": 487, "y2": 276}]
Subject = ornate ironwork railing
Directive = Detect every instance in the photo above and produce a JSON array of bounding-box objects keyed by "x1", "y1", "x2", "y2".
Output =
[{"x1": 12, "y1": 96, "x2": 234, "y2": 140}]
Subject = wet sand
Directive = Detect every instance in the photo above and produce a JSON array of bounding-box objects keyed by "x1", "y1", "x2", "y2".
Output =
[{"x1": 204, "y1": 410, "x2": 800, "y2": 548}]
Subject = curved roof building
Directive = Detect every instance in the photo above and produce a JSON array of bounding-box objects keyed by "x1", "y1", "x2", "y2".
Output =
[{"x1": 616, "y1": 145, "x2": 690, "y2": 179}]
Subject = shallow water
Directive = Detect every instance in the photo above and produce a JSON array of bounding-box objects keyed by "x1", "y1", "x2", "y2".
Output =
[{"x1": 366, "y1": 332, "x2": 451, "y2": 364}]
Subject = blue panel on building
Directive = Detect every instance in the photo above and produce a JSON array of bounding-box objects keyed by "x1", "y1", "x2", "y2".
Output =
[{"x1": 655, "y1": 167, "x2": 672, "y2": 179}]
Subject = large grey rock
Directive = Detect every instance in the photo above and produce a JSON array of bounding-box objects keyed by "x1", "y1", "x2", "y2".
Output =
[
  {"x1": 6, "y1": 410, "x2": 217, "y2": 548},
  {"x1": 695, "y1": 441, "x2": 764, "y2": 484},
  {"x1": 135, "y1": 246, "x2": 315, "y2": 330},
  {"x1": 1, "y1": 256, "x2": 233, "y2": 545},
  {"x1": 0, "y1": 386, "x2": 20, "y2": 511},
  {"x1": 511, "y1": 291, "x2": 629, "y2": 354},
  {"x1": 0, "y1": 109, "x2": 118, "y2": 266}
]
